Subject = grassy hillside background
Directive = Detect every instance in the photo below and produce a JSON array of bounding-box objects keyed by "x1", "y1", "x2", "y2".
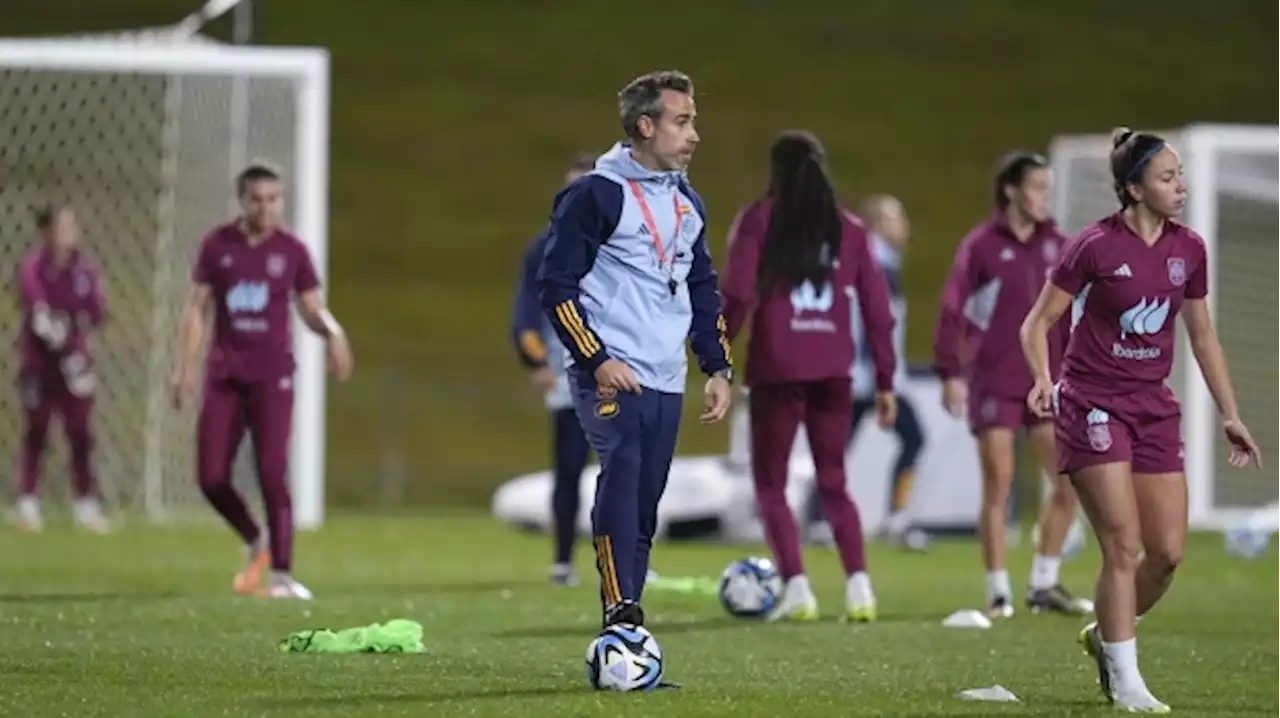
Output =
[{"x1": 6, "y1": 0, "x2": 1276, "y2": 506}]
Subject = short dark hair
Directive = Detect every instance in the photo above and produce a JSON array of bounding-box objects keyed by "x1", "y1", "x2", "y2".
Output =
[
  {"x1": 1109, "y1": 127, "x2": 1168, "y2": 208},
  {"x1": 236, "y1": 161, "x2": 282, "y2": 196},
  {"x1": 34, "y1": 202, "x2": 67, "y2": 231},
  {"x1": 567, "y1": 152, "x2": 596, "y2": 174},
  {"x1": 993, "y1": 151, "x2": 1048, "y2": 208},
  {"x1": 618, "y1": 70, "x2": 694, "y2": 141}
]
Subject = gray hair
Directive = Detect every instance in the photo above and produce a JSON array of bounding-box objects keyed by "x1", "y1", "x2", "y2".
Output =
[{"x1": 618, "y1": 70, "x2": 694, "y2": 140}]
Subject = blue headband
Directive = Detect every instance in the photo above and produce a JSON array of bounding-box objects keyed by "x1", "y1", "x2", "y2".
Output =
[{"x1": 1126, "y1": 142, "x2": 1166, "y2": 183}]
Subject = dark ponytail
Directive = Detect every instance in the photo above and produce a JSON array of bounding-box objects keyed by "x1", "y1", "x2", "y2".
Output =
[
  {"x1": 34, "y1": 202, "x2": 66, "y2": 232},
  {"x1": 993, "y1": 151, "x2": 1048, "y2": 208},
  {"x1": 1109, "y1": 127, "x2": 1167, "y2": 208},
  {"x1": 758, "y1": 131, "x2": 842, "y2": 292}
]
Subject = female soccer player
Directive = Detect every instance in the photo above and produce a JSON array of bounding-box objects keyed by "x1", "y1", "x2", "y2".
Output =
[
  {"x1": 1020, "y1": 128, "x2": 1262, "y2": 713},
  {"x1": 15, "y1": 204, "x2": 109, "y2": 533},
  {"x1": 933, "y1": 152, "x2": 1090, "y2": 618},
  {"x1": 722, "y1": 131, "x2": 898, "y2": 622}
]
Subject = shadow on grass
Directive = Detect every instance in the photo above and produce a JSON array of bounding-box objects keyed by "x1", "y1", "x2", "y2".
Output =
[
  {"x1": 0, "y1": 590, "x2": 179, "y2": 604},
  {"x1": 257, "y1": 685, "x2": 581, "y2": 708},
  {"x1": 322, "y1": 579, "x2": 549, "y2": 597}
]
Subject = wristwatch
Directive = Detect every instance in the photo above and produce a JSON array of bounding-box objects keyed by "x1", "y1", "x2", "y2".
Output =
[{"x1": 712, "y1": 367, "x2": 734, "y2": 383}]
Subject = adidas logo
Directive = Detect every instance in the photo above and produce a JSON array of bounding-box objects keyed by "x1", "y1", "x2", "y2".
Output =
[
  {"x1": 1113, "y1": 263, "x2": 1132, "y2": 278},
  {"x1": 638, "y1": 224, "x2": 651, "y2": 236}
]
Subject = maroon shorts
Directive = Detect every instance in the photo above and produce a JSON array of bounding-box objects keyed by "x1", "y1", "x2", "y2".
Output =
[
  {"x1": 1053, "y1": 379, "x2": 1183, "y2": 475},
  {"x1": 968, "y1": 393, "x2": 1047, "y2": 435}
]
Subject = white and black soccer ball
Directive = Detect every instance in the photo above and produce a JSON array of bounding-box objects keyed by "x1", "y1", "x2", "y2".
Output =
[
  {"x1": 584, "y1": 624, "x2": 664, "y2": 692},
  {"x1": 718, "y1": 556, "x2": 783, "y2": 618}
]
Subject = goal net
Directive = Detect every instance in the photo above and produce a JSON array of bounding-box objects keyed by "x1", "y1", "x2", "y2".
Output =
[
  {"x1": 1049, "y1": 124, "x2": 1279, "y2": 531},
  {"x1": 0, "y1": 32, "x2": 331, "y2": 527}
]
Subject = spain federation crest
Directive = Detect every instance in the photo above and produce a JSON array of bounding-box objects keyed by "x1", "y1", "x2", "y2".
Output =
[
  {"x1": 1087, "y1": 423, "x2": 1112, "y2": 452},
  {"x1": 1041, "y1": 239, "x2": 1059, "y2": 264},
  {"x1": 1166, "y1": 257, "x2": 1186, "y2": 286},
  {"x1": 266, "y1": 252, "x2": 287, "y2": 278}
]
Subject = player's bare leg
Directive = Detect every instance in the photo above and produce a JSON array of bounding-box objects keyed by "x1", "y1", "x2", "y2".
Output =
[
  {"x1": 64, "y1": 393, "x2": 110, "y2": 533},
  {"x1": 1132, "y1": 472, "x2": 1187, "y2": 618},
  {"x1": 1071, "y1": 462, "x2": 1168, "y2": 713},
  {"x1": 249, "y1": 379, "x2": 310, "y2": 600},
  {"x1": 1025, "y1": 423, "x2": 1091, "y2": 615},
  {"x1": 14, "y1": 380, "x2": 53, "y2": 534},
  {"x1": 976, "y1": 428, "x2": 1016, "y2": 617}
]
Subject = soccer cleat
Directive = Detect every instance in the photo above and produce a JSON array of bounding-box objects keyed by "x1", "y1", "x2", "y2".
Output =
[
  {"x1": 603, "y1": 600, "x2": 645, "y2": 628},
  {"x1": 233, "y1": 547, "x2": 271, "y2": 596},
  {"x1": 844, "y1": 572, "x2": 878, "y2": 623},
  {"x1": 1027, "y1": 584, "x2": 1094, "y2": 616},
  {"x1": 549, "y1": 563, "x2": 579, "y2": 587},
  {"x1": 72, "y1": 498, "x2": 111, "y2": 534},
  {"x1": 987, "y1": 595, "x2": 1014, "y2": 618},
  {"x1": 14, "y1": 495, "x2": 43, "y2": 534},
  {"x1": 1114, "y1": 689, "x2": 1171, "y2": 713},
  {"x1": 767, "y1": 578, "x2": 820, "y2": 622},
  {"x1": 1078, "y1": 621, "x2": 1115, "y2": 702},
  {"x1": 261, "y1": 575, "x2": 313, "y2": 600}
]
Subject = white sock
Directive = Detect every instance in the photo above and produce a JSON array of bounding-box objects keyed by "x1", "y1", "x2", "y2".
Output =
[
  {"x1": 1029, "y1": 554, "x2": 1061, "y2": 590},
  {"x1": 1102, "y1": 637, "x2": 1145, "y2": 692},
  {"x1": 985, "y1": 570, "x2": 1011, "y2": 600},
  {"x1": 1135, "y1": 613, "x2": 1145, "y2": 624},
  {"x1": 787, "y1": 574, "x2": 813, "y2": 597},
  {"x1": 847, "y1": 571, "x2": 874, "y2": 599}
]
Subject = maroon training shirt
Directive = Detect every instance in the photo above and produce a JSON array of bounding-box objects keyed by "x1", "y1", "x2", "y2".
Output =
[
  {"x1": 192, "y1": 222, "x2": 320, "y2": 382},
  {"x1": 1050, "y1": 213, "x2": 1208, "y2": 394},
  {"x1": 17, "y1": 247, "x2": 106, "y2": 372},
  {"x1": 933, "y1": 212, "x2": 1071, "y2": 399},
  {"x1": 721, "y1": 199, "x2": 897, "y2": 390}
]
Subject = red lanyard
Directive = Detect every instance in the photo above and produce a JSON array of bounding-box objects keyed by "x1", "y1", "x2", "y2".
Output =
[{"x1": 626, "y1": 179, "x2": 681, "y2": 268}]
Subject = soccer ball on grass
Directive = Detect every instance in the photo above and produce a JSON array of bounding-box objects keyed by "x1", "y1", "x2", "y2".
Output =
[
  {"x1": 584, "y1": 624, "x2": 664, "y2": 692},
  {"x1": 718, "y1": 556, "x2": 783, "y2": 618}
]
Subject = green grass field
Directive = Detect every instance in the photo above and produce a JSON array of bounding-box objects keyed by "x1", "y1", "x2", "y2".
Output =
[{"x1": 0, "y1": 513, "x2": 1274, "y2": 717}]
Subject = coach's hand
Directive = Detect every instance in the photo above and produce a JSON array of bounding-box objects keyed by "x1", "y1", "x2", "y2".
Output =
[
  {"x1": 1026, "y1": 378, "x2": 1055, "y2": 418},
  {"x1": 701, "y1": 376, "x2": 732, "y2": 424},
  {"x1": 595, "y1": 359, "x2": 641, "y2": 394},
  {"x1": 1223, "y1": 419, "x2": 1263, "y2": 469},
  {"x1": 171, "y1": 367, "x2": 196, "y2": 410},
  {"x1": 875, "y1": 391, "x2": 898, "y2": 428},
  {"x1": 941, "y1": 378, "x2": 967, "y2": 418},
  {"x1": 530, "y1": 367, "x2": 558, "y2": 394},
  {"x1": 326, "y1": 333, "x2": 354, "y2": 382}
]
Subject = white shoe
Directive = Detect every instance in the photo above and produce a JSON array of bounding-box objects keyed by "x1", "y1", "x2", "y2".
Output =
[
  {"x1": 15, "y1": 495, "x2": 42, "y2": 533},
  {"x1": 73, "y1": 498, "x2": 111, "y2": 534},
  {"x1": 1113, "y1": 686, "x2": 1171, "y2": 714},
  {"x1": 987, "y1": 595, "x2": 1015, "y2": 618},
  {"x1": 844, "y1": 572, "x2": 877, "y2": 622},
  {"x1": 264, "y1": 575, "x2": 313, "y2": 600},
  {"x1": 767, "y1": 576, "x2": 819, "y2": 622}
]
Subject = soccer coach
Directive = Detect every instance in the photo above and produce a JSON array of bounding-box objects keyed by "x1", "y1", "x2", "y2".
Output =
[{"x1": 538, "y1": 69, "x2": 733, "y2": 629}]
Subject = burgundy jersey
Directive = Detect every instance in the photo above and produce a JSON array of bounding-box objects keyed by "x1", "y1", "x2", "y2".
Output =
[
  {"x1": 192, "y1": 223, "x2": 319, "y2": 381},
  {"x1": 721, "y1": 198, "x2": 896, "y2": 390},
  {"x1": 16, "y1": 247, "x2": 106, "y2": 371},
  {"x1": 933, "y1": 212, "x2": 1071, "y2": 399},
  {"x1": 1050, "y1": 213, "x2": 1208, "y2": 393}
]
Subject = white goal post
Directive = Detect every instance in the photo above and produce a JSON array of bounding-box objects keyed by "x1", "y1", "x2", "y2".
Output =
[
  {"x1": 0, "y1": 37, "x2": 331, "y2": 528},
  {"x1": 1049, "y1": 124, "x2": 1279, "y2": 531}
]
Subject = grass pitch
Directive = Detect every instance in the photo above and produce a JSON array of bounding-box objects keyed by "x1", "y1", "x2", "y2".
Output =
[{"x1": 0, "y1": 512, "x2": 1274, "y2": 717}]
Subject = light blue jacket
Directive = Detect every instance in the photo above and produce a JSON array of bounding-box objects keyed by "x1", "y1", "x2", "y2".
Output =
[
  {"x1": 537, "y1": 143, "x2": 730, "y2": 394},
  {"x1": 850, "y1": 235, "x2": 908, "y2": 398}
]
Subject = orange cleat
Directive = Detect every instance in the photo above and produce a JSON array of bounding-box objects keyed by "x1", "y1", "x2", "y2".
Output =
[{"x1": 233, "y1": 549, "x2": 271, "y2": 595}]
